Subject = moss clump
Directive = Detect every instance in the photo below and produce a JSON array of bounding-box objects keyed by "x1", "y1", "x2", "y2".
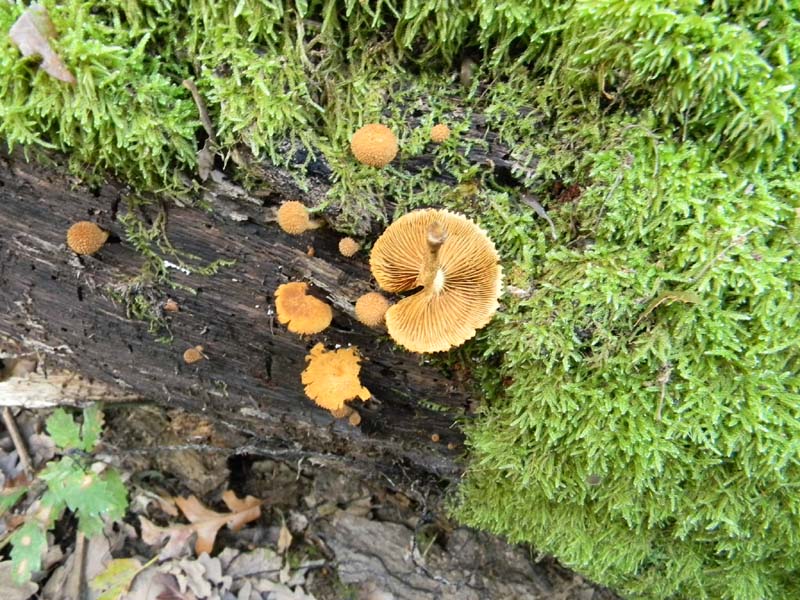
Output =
[
  {"x1": 0, "y1": 1, "x2": 198, "y2": 190},
  {"x1": 1, "y1": 1, "x2": 799, "y2": 598},
  {"x1": 455, "y1": 112, "x2": 800, "y2": 599}
]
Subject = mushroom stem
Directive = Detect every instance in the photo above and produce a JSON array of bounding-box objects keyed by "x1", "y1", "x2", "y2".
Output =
[
  {"x1": 306, "y1": 218, "x2": 324, "y2": 230},
  {"x1": 415, "y1": 221, "x2": 448, "y2": 289}
]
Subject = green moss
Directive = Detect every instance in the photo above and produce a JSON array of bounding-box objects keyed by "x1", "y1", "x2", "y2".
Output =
[
  {"x1": 0, "y1": 0, "x2": 198, "y2": 190},
  {"x1": 2, "y1": 1, "x2": 799, "y2": 598},
  {"x1": 455, "y1": 116, "x2": 800, "y2": 599}
]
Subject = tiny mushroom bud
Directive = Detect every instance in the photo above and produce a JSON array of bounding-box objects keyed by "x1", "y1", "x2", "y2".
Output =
[
  {"x1": 348, "y1": 411, "x2": 362, "y2": 427},
  {"x1": 330, "y1": 405, "x2": 354, "y2": 419},
  {"x1": 350, "y1": 123, "x2": 398, "y2": 168},
  {"x1": 66, "y1": 221, "x2": 109, "y2": 255},
  {"x1": 338, "y1": 237, "x2": 360, "y2": 257},
  {"x1": 274, "y1": 282, "x2": 333, "y2": 335},
  {"x1": 430, "y1": 123, "x2": 451, "y2": 144},
  {"x1": 301, "y1": 343, "x2": 371, "y2": 412},
  {"x1": 183, "y1": 345, "x2": 205, "y2": 364},
  {"x1": 431, "y1": 433, "x2": 440, "y2": 443},
  {"x1": 355, "y1": 292, "x2": 390, "y2": 328},
  {"x1": 277, "y1": 201, "x2": 321, "y2": 235},
  {"x1": 164, "y1": 298, "x2": 179, "y2": 313}
]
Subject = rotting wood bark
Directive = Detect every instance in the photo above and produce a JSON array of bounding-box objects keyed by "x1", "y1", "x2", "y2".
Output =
[{"x1": 0, "y1": 149, "x2": 486, "y2": 483}]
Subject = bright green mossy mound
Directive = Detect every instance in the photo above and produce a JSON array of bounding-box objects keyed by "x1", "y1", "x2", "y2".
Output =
[{"x1": 1, "y1": 1, "x2": 799, "y2": 598}]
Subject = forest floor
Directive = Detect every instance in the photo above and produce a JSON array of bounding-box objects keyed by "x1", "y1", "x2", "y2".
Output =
[{"x1": 1, "y1": 403, "x2": 620, "y2": 600}]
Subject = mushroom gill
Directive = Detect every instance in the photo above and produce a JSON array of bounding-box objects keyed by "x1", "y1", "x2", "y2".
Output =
[{"x1": 370, "y1": 209, "x2": 502, "y2": 353}]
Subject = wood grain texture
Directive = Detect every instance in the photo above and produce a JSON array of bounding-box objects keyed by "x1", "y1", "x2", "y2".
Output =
[{"x1": 0, "y1": 150, "x2": 475, "y2": 480}]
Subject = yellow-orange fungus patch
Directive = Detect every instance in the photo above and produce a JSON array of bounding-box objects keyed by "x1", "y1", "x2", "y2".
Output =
[{"x1": 301, "y1": 343, "x2": 370, "y2": 411}]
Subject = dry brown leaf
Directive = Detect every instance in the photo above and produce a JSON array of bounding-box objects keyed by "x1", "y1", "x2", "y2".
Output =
[
  {"x1": 139, "y1": 516, "x2": 195, "y2": 560},
  {"x1": 9, "y1": 4, "x2": 76, "y2": 84},
  {"x1": 140, "y1": 492, "x2": 262, "y2": 557},
  {"x1": 174, "y1": 492, "x2": 262, "y2": 554},
  {"x1": 276, "y1": 521, "x2": 292, "y2": 554},
  {"x1": 220, "y1": 490, "x2": 262, "y2": 529}
]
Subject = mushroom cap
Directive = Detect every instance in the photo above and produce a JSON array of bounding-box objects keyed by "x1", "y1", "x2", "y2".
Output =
[
  {"x1": 301, "y1": 343, "x2": 371, "y2": 411},
  {"x1": 274, "y1": 282, "x2": 333, "y2": 335},
  {"x1": 350, "y1": 123, "x2": 398, "y2": 168},
  {"x1": 66, "y1": 221, "x2": 108, "y2": 255},
  {"x1": 183, "y1": 345, "x2": 205, "y2": 364},
  {"x1": 370, "y1": 209, "x2": 502, "y2": 353},
  {"x1": 348, "y1": 411, "x2": 362, "y2": 427},
  {"x1": 354, "y1": 292, "x2": 390, "y2": 328},
  {"x1": 430, "y1": 123, "x2": 451, "y2": 143},
  {"x1": 277, "y1": 201, "x2": 311, "y2": 235},
  {"x1": 338, "y1": 237, "x2": 360, "y2": 257}
]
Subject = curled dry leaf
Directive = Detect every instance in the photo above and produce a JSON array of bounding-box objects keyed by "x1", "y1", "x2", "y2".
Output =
[
  {"x1": 277, "y1": 521, "x2": 292, "y2": 554},
  {"x1": 9, "y1": 4, "x2": 76, "y2": 84},
  {"x1": 141, "y1": 491, "x2": 262, "y2": 557}
]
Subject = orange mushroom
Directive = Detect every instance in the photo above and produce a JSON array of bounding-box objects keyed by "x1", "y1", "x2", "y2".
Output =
[
  {"x1": 350, "y1": 123, "x2": 398, "y2": 168},
  {"x1": 274, "y1": 282, "x2": 333, "y2": 335},
  {"x1": 369, "y1": 209, "x2": 502, "y2": 353},
  {"x1": 277, "y1": 201, "x2": 322, "y2": 235},
  {"x1": 183, "y1": 345, "x2": 206, "y2": 364},
  {"x1": 66, "y1": 221, "x2": 108, "y2": 255},
  {"x1": 354, "y1": 292, "x2": 390, "y2": 328},
  {"x1": 430, "y1": 123, "x2": 451, "y2": 144},
  {"x1": 301, "y1": 343, "x2": 371, "y2": 411},
  {"x1": 338, "y1": 237, "x2": 360, "y2": 257}
]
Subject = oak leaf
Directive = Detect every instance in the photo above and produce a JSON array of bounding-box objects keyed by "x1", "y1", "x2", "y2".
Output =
[{"x1": 140, "y1": 491, "x2": 262, "y2": 556}]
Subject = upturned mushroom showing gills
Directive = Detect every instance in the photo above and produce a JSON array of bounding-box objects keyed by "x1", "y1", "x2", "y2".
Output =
[
  {"x1": 274, "y1": 282, "x2": 333, "y2": 335},
  {"x1": 370, "y1": 209, "x2": 502, "y2": 353},
  {"x1": 301, "y1": 343, "x2": 371, "y2": 411}
]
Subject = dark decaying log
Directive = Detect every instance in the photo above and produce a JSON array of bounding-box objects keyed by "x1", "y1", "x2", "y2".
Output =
[{"x1": 0, "y1": 149, "x2": 492, "y2": 482}]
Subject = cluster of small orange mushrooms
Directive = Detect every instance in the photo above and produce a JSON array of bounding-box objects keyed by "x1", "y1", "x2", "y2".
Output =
[{"x1": 65, "y1": 121, "x2": 503, "y2": 430}]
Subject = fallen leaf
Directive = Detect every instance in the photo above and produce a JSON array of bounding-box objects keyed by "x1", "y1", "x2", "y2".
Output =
[
  {"x1": 163, "y1": 558, "x2": 212, "y2": 599},
  {"x1": 143, "y1": 492, "x2": 262, "y2": 557},
  {"x1": 0, "y1": 561, "x2": 38, "y2": 600},
  {"x1": 195, "y1": 553, "x2": 229, "y2": 588},
  {"x1": 8, "y1": 4, "x2": 76, "y2": 84},
  {"x1": 277, "y1": 521, "x2": 292, "y2": 554},
  {"x1": 139, "y1": 516, "x2": 194, "y2": 560},
  {"x1": 196, "y1": 140, "x2": 214, "y2": 182},
  {"x1": 225, "y1": 547, "x2": 281, "y2": 579},
  {"x1": 125, "y1": 570, "x2": 191, "y2": 600},
  {"x1": 132, "y1": 490, "x2": 179, "y2": 518},
  {"x1": 90, "y1": 557, "x2": 150, "y2": 600}
]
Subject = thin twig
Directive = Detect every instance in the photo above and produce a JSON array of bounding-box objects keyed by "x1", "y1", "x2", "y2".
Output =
[
  {"x1": 65, "y1": 531, "x2": 86, "y2": 600},
  {"x1": 182, "y1": 79, "x2": 218, "y2": 147},
  {"x1": 2, "y1": 407, "x2": 33, "y2": 476},
  {"x1": 655, "y1": 363, "x2": 672, "y2": 422}
]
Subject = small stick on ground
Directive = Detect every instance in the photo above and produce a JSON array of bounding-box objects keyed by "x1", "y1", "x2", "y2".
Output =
[
  {"x1": 64, "y1": 532, "x2": 87, "y2": 600},
  {"x1": 2, "y1": 407, "x2": 34, "y2": 476}
]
